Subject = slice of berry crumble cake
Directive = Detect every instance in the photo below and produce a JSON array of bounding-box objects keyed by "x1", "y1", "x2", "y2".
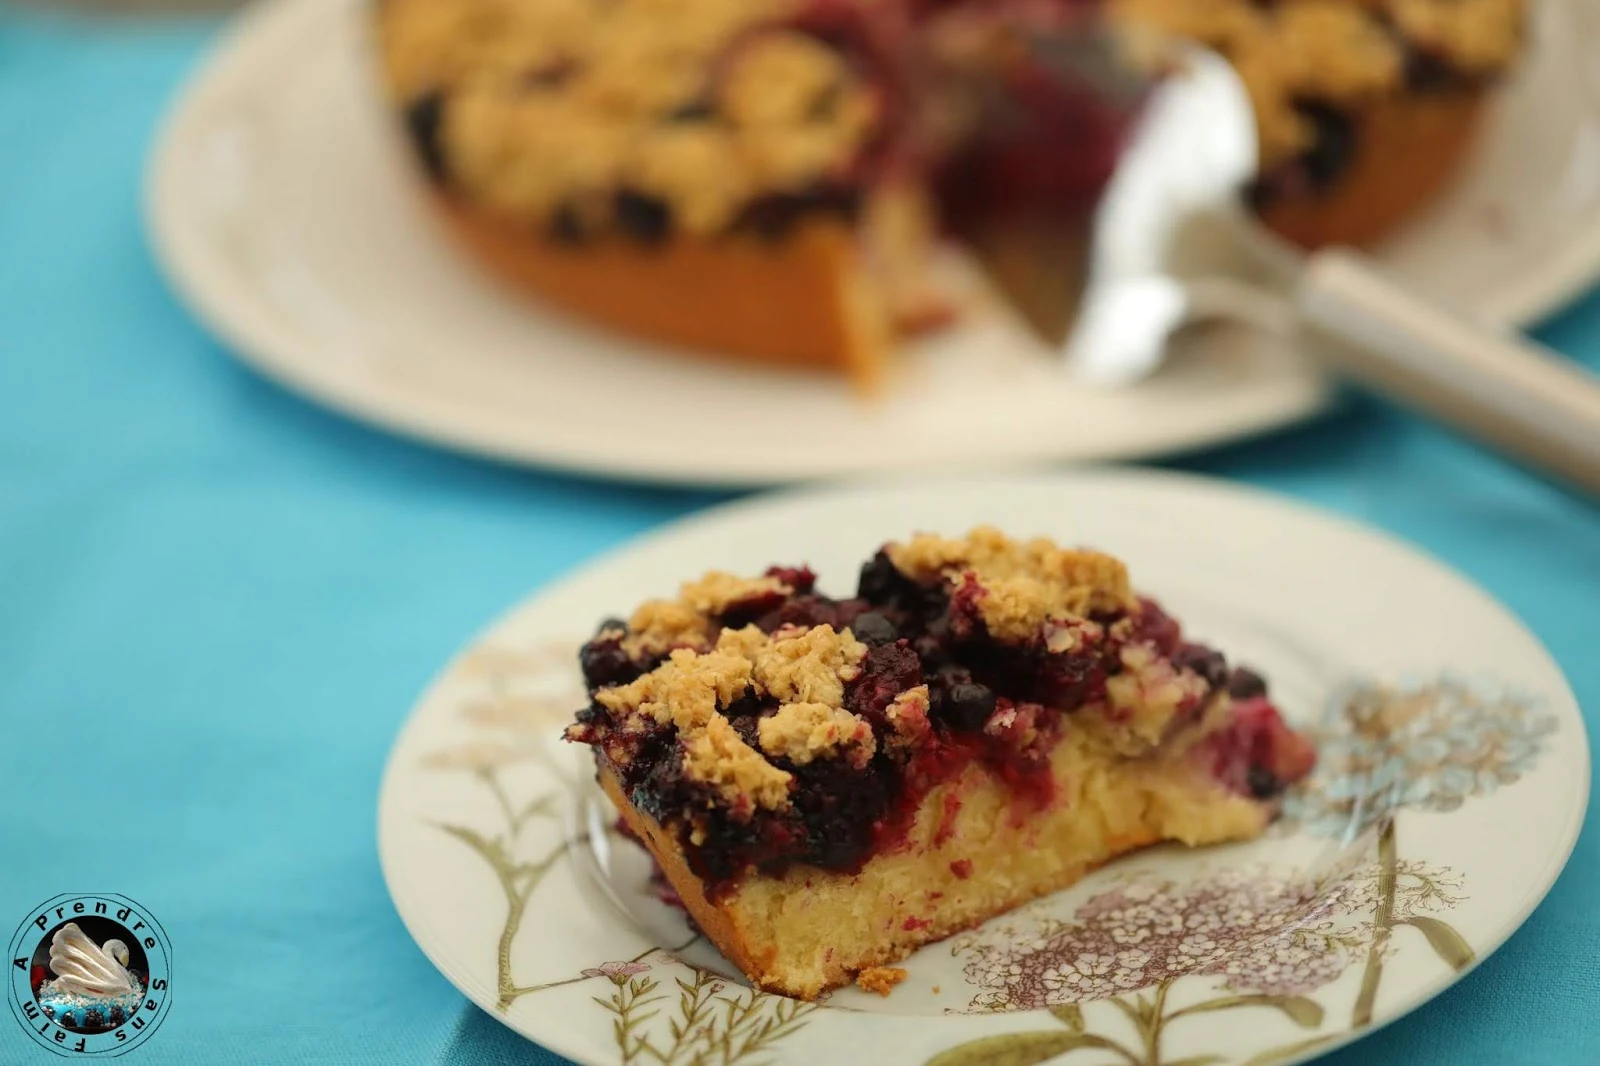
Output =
[{"x1": 565, "y1": 528, "x2": 1316, "y2": 999}]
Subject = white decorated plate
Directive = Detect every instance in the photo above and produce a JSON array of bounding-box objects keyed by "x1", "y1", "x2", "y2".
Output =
[
  {"x1": 148, "y1": 0, "x2": 1600, "y2": 486},
  {"x1": 377, "y1": 470, "x2": 1587, "y2": 1066}
]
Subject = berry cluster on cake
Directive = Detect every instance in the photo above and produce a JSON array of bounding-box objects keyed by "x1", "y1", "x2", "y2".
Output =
[{"x1": 564, "y1": 528, "x2": 1316, "y2": 998}]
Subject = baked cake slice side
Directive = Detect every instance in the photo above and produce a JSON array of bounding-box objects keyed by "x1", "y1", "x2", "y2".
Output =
[{"x1": 565, "y1": 530, "x2": 1316, "y2": 999}]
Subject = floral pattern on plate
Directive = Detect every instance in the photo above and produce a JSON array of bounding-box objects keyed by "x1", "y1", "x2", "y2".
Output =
[{"x1": 415, "y1": 640, "x2": 1559, "y2": 1065}]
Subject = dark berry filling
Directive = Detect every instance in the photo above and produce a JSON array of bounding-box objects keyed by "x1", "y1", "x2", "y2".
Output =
[
  {"x1": 404, "y1": 91, "x2": 449, "y2": 183},
  {"x1": 613, "y1": 190, "x2": 674, "y2": 244}
]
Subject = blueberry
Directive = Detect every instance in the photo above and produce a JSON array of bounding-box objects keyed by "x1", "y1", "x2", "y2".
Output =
[
  {"x1": 939, "y1": 682, "x2": 996, "y2": 732},
  {"x1": 404, "y1": 90, "x2": 449, "y2": 182},
  {"x1": 1403, "y1": 48, "x2": 1462, "y2": 92},
  {"x1": 718, "y1": 693, "x2": 765, "y2": 721},
  {"x1": 614, "y1": 190, "x2": 672, "y2": 243},
  {"x1": 580, "y1": 636, "x2": 634, "y2": 687},
  {"x1": 912, "y1": 635, "x2": 948, "y2": 669},
  {"x1": 1294, "y1": 101, "x2": 1357, "y2": 192},
  {"x1": 573, "y1": 703, "x2": 609, "y2": 727},
  {"x1": 547, "y1": 204, "x2": 588, "y2": 246},
  {"x1": 851, "y1": 612, "x2": 899, "y2": 647},
  {"x1": 857, "y1": 551, "x2": 902, "y2": 603},
  {"x1": 736, "y1": 185, "x2": 860, "y2": 241},
  {"x1": 1172, "y1": 643, "x2": 1228, "y2": 690},
  {"x1": 1227, "y1": 668, "x2": 1268, "y2": 701},
  {"x1": 1247, "y1": 766, "x2": 1281, "y2": 799}
]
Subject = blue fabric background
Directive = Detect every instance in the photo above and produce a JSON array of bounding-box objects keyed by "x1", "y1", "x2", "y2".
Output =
[{"x1": 0, "y1": 6, "x2": 1595, "y2": 1064}]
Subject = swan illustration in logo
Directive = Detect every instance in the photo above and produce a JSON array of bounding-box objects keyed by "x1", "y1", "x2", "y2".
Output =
[{"x1": 34, "y1": 923, "x2": 146, "y2": 1031}]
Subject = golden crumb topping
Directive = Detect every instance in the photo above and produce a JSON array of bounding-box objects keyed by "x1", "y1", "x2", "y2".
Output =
[
  {"x1": 753, "y1": 624, "x2": 869, "y2": 706},
  {"x1": 1389, "y1": 0, "x2": 1523, "y2": 73},
  {"x1": 617, "y1": 569, "x2": 793, "y2": 660},
  {"x1": 592, "y1": 622, "x2": 872, "y2": 812},
  {"x1": 888, "y1": 526, "x2": 1135, "y2": 643},
  {"x1": 759, "y1": 701, "x2": 877, "y2": 767},
  {"x1": 374, "y1": 0, "x2": 880, "y2": 235},
  {"x1": 597, "y1": 646, "x2": 753, "y2": 732},
  {"x1": 1101, "y1": 643, "x2": 1211, "y2": 755},
  {"x1": 884, "y1": 685, "x2": 932, "y2": 750},
  {"x1": 683, "y1": 715, "x2": 794, "y2": 810},
  {"x1": 622, "y1": 598, "x2": 712, "y2": 660},
  {"x1": 1109, "y1": 0, "x2": 1524, "y2": 166},
  {"x1": 679, "y1": 571, "x2": 791, "y2": 616}
]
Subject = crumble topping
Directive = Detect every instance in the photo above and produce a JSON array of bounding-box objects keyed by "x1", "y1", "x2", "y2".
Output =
[
  {"x1": 752, "y1": 624, "x2": 868, "y2": 706},
  {"x1": 620, "y1": 571, "x2": 797, "y2": 660},
  {"x1": 1103, "y1": 642, "x2": 1212, "y2": 754},
  {"x1": 1109, "y1": 0, "x2": 1524, "y2": 165},
  {"x1": 759, "y1": 701, "x2": 877, "y2": 767},
  {"x1": 884, "y1": 686, "x2": 932, "y2": 750},
  {"x1": 597, "y1": 646, "x2": 753, "y2": 732},
  {"x1": 380, "y1": 0, "x2": 1524, "y2": 237},
  {"x1": 680, "y1": 572, "x2": 792, "y2": 616},
  {"x1": 375, "y1": 0, "x2": 880, "y2": 237},
  {"x1": 583, "y1": 622, "x2": 868, "y2": 812},
  {"x1": 622, "y1": 599, "x2": 712, "y2": 659},
  {"x1": 887, "y1": 526, "x2": 1135, "y2": 643},
  {"x1": 1389, "y1": 0, "x2": 1523, "y2": 73},
  {"x1": 684, "y1": 715, "x2": 795, "y2": 810}
]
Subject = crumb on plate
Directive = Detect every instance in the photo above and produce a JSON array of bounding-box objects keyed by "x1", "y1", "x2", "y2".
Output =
[{"x1": 856, "y1": 966, "x2": 909, "y2": 996}]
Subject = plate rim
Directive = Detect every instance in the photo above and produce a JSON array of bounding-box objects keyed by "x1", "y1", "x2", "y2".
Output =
[{"x1": 376, "y1": 466, "x2": 1590, "y2": 1066}]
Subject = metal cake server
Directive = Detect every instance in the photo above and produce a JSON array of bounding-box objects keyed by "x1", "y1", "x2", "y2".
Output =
[{"x1": 990, "y1": 41, "x2": 1600, "y2": 496}]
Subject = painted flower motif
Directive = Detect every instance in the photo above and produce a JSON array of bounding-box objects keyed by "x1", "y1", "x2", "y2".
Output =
[
  {"x1": 582, "y1": 961, "x2": 652, "y2": 981},
  {"x1": 462, "y1": 693, "x2": 580, "y2": 734},
  {"x1": 1340, "y1": 859, "x2": 1465, "y2": 919},
  {"x1": 420, "y1": 741, "x2": 540, "y2": 771},
  {"x1": 453, "y1": 642, "x2": 579, "y2": 681},
  {"x1": 1282, "y1": 678, "x2": 1557, "y2": 838},
  {"x1": 958, "y1": 869, "x2": 1365, "y2": 1012}
]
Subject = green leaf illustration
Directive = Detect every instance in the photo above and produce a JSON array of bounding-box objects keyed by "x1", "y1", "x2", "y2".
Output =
[
  {"x1": 1170, "y1": 994, "x2": 1324, "y2": 1029},
  {"x1": 434, "y1": 823, "x2": 511, "y2": 877},
  {"x1": 1239, "y1": 1035, "x2": 1335, "y2": 1066},
  {"x1": 926, "y1": 1031, "x2": 1124, "y2": 1066},
  {"x1": 1048, "y1": 1003, "x2": 1086, "y2": 1033},
  {"x1": 1403, "y1": 916, "x2": 1475, "y2": 971}
]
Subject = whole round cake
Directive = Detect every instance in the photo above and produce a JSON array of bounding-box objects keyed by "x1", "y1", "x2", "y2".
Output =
[{"x1": 372, "y1": 0, "x2": 1523, "y2": 382}]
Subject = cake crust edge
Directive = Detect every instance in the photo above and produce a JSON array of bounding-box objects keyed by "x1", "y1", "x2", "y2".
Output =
[{"x1": 428, "y1": 192, "x2": 892, "y2": 391}]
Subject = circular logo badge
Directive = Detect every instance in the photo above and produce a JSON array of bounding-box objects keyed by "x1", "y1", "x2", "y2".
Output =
[{"x1": 8, "y1": 895, "x2": 172, "y2": 1057}]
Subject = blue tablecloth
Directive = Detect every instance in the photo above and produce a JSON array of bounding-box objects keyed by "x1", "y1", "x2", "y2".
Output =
[{"x1": 1, "y1": 6, "x2": 1596, "y2": 1064}]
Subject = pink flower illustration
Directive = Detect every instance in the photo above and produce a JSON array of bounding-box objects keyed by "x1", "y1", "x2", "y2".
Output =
[{"x1": 960, "y1": 869, "x2": 1366, "y2": 1012}]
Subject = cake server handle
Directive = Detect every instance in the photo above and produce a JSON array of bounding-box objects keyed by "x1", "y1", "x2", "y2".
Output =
[{"x1": 1293, "y1": 250, "x2": 1600, "y2": 497}]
